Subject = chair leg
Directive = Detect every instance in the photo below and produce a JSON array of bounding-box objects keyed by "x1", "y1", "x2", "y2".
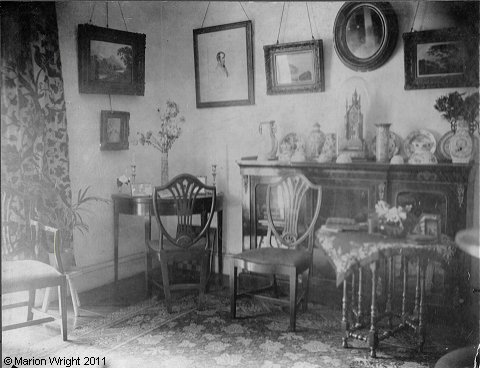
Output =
[
  {"x1": 41, "y1": 287, "x2": 53, "y2": 313},
  {"x1": 67, "y1": 277, "x2": 80, "y2": 317},
  {"x1": 302, "y1": 268, "x2": 311, "y2": 312},
  {"x1": 289, "y1": 268, "x2": 298, "y2": 332},
  {"x1": 58, "y1": 279, "x2": 68, "y2": 341},
  {"x1": 230, "y1": 263, "x2": 238, "y2": 319},
  {"x1": 145, "y1": 247, "x2": 153, "y2": 298},
  {"x1": 27, "y1": 289, "x2": 35, "y2": 321},
  {"x1": 160, "y1": 258, "x2": 172, "y2": 313},
  {"x1": 198, "y1": 254, "x2": 209, "y2": 310}
]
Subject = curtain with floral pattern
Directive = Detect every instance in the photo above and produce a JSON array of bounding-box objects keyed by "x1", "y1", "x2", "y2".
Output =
[{"x1": 1, "y1": 2, "x2": 72, "y2": 259}]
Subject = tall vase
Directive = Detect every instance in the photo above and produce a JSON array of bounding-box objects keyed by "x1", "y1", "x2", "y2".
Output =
[
  {"x1": 375, "y1": 123, "x2": 391, "y2": 163},
  {"x1": 161, "y1": 151, "x2": 169, "y2": 185}
]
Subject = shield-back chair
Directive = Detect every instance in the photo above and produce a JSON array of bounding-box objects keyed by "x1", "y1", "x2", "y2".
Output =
[
  {"x1": 146, "y1": 174, "x2": 217, "y2": 313},
  {"x1": 230, "y1": 174, "x2": 322, "y2": 331}
]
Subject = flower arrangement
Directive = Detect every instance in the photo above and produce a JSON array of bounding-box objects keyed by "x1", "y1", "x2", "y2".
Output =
[
  {"x1": 374, "y1": 200, "x2": 416, "y2": 237},
  {"x1": 138, "y1": 100, "x2": 185, "y2": 153},
  {"x1": 434, "y1": 91, "x2": 479, "y2": 133}
]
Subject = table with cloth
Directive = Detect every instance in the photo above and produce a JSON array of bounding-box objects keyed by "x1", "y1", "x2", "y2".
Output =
[{"x1": 316, "y1": 230, "x2": 456, "y2": 358}]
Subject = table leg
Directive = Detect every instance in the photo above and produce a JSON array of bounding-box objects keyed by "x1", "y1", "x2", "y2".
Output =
[
  {"x1": 369, "y1": 261, "x2": 378, "y2": 358},
  {"x1": 113, "y1": 201, "x2": 119, "y2": 284},
  {"x1": 342, "y1": 279, "x2": 349, "y2": 348},
  {"x1": 358, "y1": 267, "x2": 363, "y2": 324},
  {"x1": 418, "y1": 257, "x2": 427, "y2": 352},
  {"x1": 217, "y1": 209, "x2": 223, "y2": 286},
  {"x1": 144, "y1": 214, "x2": 152, "y2": 297},
  {"x1": 402, "y1": 255, "x2": 408, "y2": 323}
]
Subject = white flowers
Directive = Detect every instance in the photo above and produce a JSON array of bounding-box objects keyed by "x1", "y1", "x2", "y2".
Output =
[
  {"x1": 138, "y1": 100, "x2": 185, "y2": 153},
  {"x1": 375, "y1": 200, "x2": 412, "y2": 226}
]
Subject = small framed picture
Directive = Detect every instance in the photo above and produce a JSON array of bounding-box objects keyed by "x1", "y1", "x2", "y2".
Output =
[
  {"x1": 264, "y1": 39, "x2": 325, "y2": 95},
  {"x1": 100, "y1": 110, "x2": 129, "y2": 151},
  {"x1": 193, "y1": 20, "x2": 255, "y2": 108},
  {"x1": 131, "y1": 183, "x2": 152, "y2": 197},
  {"x1": 403, "y1": 28, "x2": 479, "y2": 90},
  {"x1": 77, "y1": 24, "x2": 146, "y2": 95},
  {"x1": 416, "y1": 213, "x2": 442, "y2": 241}
]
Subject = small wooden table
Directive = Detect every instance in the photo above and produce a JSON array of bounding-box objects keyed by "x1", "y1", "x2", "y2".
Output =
[
  {"x1": 316, "y1": 230, "x2": 455, "y2": 358},
  {"x1": 111, "y1": 193, "x2": 224, "y2": 293}
]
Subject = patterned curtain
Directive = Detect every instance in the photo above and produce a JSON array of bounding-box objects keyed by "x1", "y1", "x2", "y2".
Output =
[{"x1": 1, "y1": 2, "x2": 72, "y2": 259}]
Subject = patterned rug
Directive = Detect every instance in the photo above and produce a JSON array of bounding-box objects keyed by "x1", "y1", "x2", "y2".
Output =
[{"x1": 2, "y1": 291, "x2": 453, "y2": 368}]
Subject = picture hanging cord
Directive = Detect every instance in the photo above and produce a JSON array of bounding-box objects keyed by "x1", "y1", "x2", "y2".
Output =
[
  {"x1": 276, "y1": 2, "x2": 286, "y2": 44},
  {"x1": 305, "y1": 2, "x2": 314, "y2": 40},
  {"x1": 118, "y1": 2, "x2": 128, "y2": 31},
  {"x1": 109, "y1": 94, "x2": 113, "y2": 112},
  {"x1": 88, "y1": 2, "x2": 96, "y2": 23},
  {"x1": 201, "y1": 2, "x2": 249, "y2": 29},
  {"x1": 201, "y1": 2, "x2": 211, "y2": 28},
  {"x1": 88, "y1": 1, "x2": 128, "y2": 31},
  {"x1": 410, "y1": 0, "x2": 420, "y2": 32}
]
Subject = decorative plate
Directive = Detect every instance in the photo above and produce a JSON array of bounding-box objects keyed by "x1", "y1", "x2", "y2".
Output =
[
  {"x1": 403, "y1": 129, "x2": 436, "y2": 157},
  {"x1": 407, "y1": 151, "x2": 438, "y2": 165},
  {"x1": 369, "y1": 131, "x2": 402, "y2": 160},
  {"x1": 436, "y1": 131, "x2": 454, "y2": 161},
  {"x1": 278, "y1": 133, "x2": 305, "y2": 161}
]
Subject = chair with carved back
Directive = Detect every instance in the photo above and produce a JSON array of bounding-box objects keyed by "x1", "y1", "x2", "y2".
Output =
[
  {"x1": 146, "y1": 174, "x2": 217, "y2": 313},
  {"x1": 1, "y1": 191, "x2": 68, "y2": 340},
  {"x1": 230, "y1": 174, "x2": 322, "y2": 332}
]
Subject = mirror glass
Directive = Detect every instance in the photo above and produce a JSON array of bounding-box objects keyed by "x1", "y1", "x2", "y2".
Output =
[{"x1": 345, "y1": 6, "x2": 384, "y2": 59}]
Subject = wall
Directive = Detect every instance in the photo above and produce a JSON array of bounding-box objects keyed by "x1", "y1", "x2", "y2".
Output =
[{"x1": 55, "y1": 1, "x2": 479, "y2": 292}]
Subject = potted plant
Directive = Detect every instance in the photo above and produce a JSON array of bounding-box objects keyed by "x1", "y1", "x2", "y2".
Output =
[
  {"x1": 434, "y1": 91, "x2": 479, "y2": 133},
  {"x1": 5, "y1": 174, "x2": 109, "y2": 267}
]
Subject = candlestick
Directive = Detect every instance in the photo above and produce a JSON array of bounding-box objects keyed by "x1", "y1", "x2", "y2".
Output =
[
  {"x1": 211, "y1": 164, "x2": 217, "y2": 187},
  {"x1": 130, "y1": 164, "x2": 136, "y2": 185}
]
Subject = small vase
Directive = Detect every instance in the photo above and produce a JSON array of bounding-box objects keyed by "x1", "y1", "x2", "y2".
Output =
[
  {"x1": 161, "y1": 151, "x2": 169, "y2": 185},
  {"x1": 375, "y1": 123, "x2": 391, "y2": 163},
  {"x1": 307, "y1": 122, "x2": 326, "y2": 160}
]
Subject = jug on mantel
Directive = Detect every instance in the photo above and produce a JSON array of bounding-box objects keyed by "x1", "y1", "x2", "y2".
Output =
[{"x1": 257, "y1": 120, "x2": 278, "y2": 160}]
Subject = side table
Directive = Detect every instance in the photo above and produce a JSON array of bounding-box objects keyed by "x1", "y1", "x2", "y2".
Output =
[
  {"x1": 112, "y1": 193, "x2": 224, "y2": 294},
  {"x1": 316, "y1": 230, "x2": 455, "y2": 358}
]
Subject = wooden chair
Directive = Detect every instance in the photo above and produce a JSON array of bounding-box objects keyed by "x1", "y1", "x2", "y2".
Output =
[
  {"x1": 146, "y1": 174, "x2": 217, "y2": 313},
  {"x1": 230, "y1": 174, "x2": 322, "y2": 331},
  {"x1": 1, "y1": 212, "x2": 68, "y2": 340}
]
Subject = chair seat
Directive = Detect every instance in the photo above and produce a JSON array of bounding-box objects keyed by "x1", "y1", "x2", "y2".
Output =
[
  {"x1": 233, "y1": 248, "x2": 311, "y2": 270},
  {"x1": 2, "y1": 260, "x2": 64, "y2": 294}
]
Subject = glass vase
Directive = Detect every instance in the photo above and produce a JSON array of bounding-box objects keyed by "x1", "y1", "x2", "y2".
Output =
[
  {"x1": 161, "y1": 151, "x2": 169, "y2": 185},
  {"x1": 379, "y1": 222, "x2": 405, "y2": 238}
]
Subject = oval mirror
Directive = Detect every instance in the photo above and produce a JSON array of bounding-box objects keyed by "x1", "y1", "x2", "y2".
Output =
[{"x1": 334, "y1": 2, "x2": 398, "y2": 72}]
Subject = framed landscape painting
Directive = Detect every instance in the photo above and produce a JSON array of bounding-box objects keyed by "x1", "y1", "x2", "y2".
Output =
[
  {"x1": 403, "y1": 28, "x2": 478, "y2": 90},
  {"x1": 100, "y1": 110, "x2": 130, "y2": 151},
  {"x1": 193, "y1": 21, "x2": 254, "y2": 108},
  {"x1": 78, "y1": 24, "x2": 146, "y2": 95},
  {"x1": 264, "y1": 40, "x2": 324, "y2": 95}
]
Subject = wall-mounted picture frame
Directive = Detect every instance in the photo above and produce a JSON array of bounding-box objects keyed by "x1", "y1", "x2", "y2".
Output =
[
  {"x1": 264, "y1": 40, "x2": 325, "y2": 95},
  {"x1": 131, "y1": 183, "x2": 152, "y2": 197},
  {"x1": 403, "y1": 28, "x2": 479, "y2": 90},
  {"x1": 78, "y1": 24, "x2": 146, "y2": 95},
  {"x1": 333, "y1": 2, "x2": 398, "y2": 72},
  {"x1": 193, "y1": 20, "x2": 254, "y2": 108},
  {"x1": 100, "y1": 110, "x2": 130, "y2": 151}
]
